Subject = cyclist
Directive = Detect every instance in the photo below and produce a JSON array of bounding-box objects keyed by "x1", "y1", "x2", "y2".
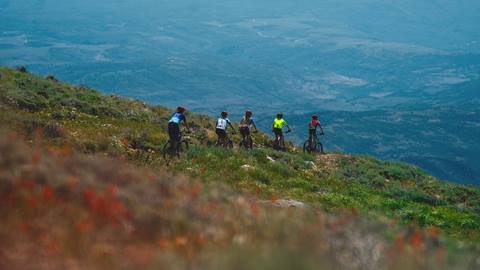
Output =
[
  {"x1": 309, "y1": 113, "x2": 324, "y2": 140},
  {"x1": 272, "y1": 113, "x2": 291, "y2": 149},
  {"x1": 216, "y1": 111, "x2": 236, "y2": 144},
  {"x1": 239, "y1": 110, "x2": 258, "y2": 148},
  {"x1": 168, "y1": 106, "x2": 190, "y2": 150}
]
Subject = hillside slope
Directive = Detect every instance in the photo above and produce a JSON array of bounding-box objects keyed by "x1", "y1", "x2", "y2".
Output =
[{"x1": 1, "y1": 66, "x2": 479, "y2": 247}]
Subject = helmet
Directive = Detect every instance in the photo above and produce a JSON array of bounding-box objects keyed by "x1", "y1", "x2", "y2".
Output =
[
  {"x1": 221, "y1": 111, "x2": 228, "y2": 117},
  {"x1": 245, "y1": 110, "x2": 252, "y2": 116},
  {"x1": 312, "y1": 114, "x2": 318, "y2": 119},
  {"x1": 177, "y1": 106, "x2": 186, "y2": 113},
  {"x1": 277, "y1": 113, "x2": 283, "y2": 118}
]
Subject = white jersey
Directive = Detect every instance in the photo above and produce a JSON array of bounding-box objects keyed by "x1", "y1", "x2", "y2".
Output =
[{"x1": 216, "y1": 117, "x2": 231, "y2": 130}]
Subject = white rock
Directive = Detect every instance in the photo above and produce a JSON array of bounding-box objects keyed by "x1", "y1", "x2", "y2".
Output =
[
  {"x1": 306, "y1": 161, "x2": 318, "y2": 170},
  {"x1": 241, "y1": 164, "x2": 253, "y2": 170},
  {"x1": 266, "y1": 156, "x2": 276, "y2": 163},
  {"x1": 273, "y1": 199, "x2": 308, "y2": 208}
]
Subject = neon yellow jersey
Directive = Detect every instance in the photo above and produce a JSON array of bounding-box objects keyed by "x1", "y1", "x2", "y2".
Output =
[{"x1": 273, "y1": 118, "x2": 286, "y2": 129}]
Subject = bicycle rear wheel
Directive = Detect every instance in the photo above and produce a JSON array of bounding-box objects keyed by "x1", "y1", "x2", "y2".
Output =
[
  {"x1": 162, "y1": 141, "x2": 174, "y2": 165},
  {"x1": 246, "y1": 136, "x2": 253, "y2": 149},
  {"x1": 303, "y1": 140, "x2": 312, "y2": 153},
  {"x1": 239, "y1": 136, "x2": 252, "y2": 150}
]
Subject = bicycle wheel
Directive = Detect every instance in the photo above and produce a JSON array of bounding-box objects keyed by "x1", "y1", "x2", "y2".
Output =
[
  {"x1": 316, "y1": 141, "x2": 324, "y2": 154},
  {"x1": 239, "y1": 137, "x2": 250, "y2": 149},
  {"x1": 179, "y1": 139, "x2": 189, "y2": 154},
  {"x1": 227, "y1": 139, "x2": 234, "y2": 149},
  {"x1": 303, "y1": 140, "x2": 311, "y2": 153},
  {"x1": 247, "y1": 136, "x2": 253, "y2": 149},
  {"x1": 162, "y1": 141, "x2": 174, "y2": 164}
]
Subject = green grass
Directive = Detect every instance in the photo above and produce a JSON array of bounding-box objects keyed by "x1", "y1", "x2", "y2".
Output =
[{"x1": 1, "y1": 67, "x2": 480, "y2": 243}]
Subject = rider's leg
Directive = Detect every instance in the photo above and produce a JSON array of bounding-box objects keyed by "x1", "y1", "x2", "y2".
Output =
[
  {"x1": 215, "y1": 128, "x2": 222, "y2": 146},
  {"x1": 168, "y1": 122, "x2": 178, "y2": 151},
  {"x1": 309, "y1": 129, "x2": 314, "y2": 141},
  {"x1": 173, "y1": 123, "x2": 181, "y2": 152},
  {"x1": 308, "y1": 129, "x2": 315, "y2": 147},
  {"x1": 273, "y1": 128, "x2": 280, "y2": 149},
  {"x1": 244, "y1": 127, "x2": 252, "y2": 148},
  {"x1": 219, "y1": 129, "x2": 227, "y2": 147}
]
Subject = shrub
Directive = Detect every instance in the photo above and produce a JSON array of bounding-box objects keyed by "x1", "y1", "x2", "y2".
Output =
[
  {"x1": 16, "y1": 96, "x2": 46, "y2": 112},
  {"x1": 82, "y1": 140, "x2": 99, "y2": 153},
  {"x1": 386, "y1": 186, "x2": 441, "y2": 206},
  {"x1": 16, "y1": 66, "x2": 27, "y2": 73},
  {"x1": 42, "y1": 122, "x2": 66, "y2": 139},
  {"x1": 249, "y1": 169, "x2": 271, "y2": 185},
  {"x1": 45, "y1": 74, "x2": 58, "y2": 82},
  {"x1": 383, "y1": 163, "x2": 415, "y2": 181},
  {"x1": 276, "y1": 177, "x2": 312, "y2": 190}
]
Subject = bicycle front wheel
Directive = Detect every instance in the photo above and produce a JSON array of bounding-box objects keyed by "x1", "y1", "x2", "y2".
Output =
[
  {"x1": 180, "y1": 139, "x2": 189, "y2": 154},
  {"x1": 316, "y1": 142, "x2": 324, "y2": 154}
]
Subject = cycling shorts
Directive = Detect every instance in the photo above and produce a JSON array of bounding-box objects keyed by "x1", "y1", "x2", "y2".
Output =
[
  {"x1": 216, "y1": 128, "x2": 227, "y2": 139},
  {"x1": 273, "y1": 128, "x2": 283, "y2": 137},
  {"x1": 168, "y1": 122, "x2": 180, "y2": 141},
  {"x1": 240, "y1": 126, "x2": 250, "y2": 136}
]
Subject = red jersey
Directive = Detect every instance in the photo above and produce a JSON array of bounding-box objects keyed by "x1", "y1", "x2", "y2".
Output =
[{"x1": 309, "y1": 119, "x2": 321, "y2": 130}]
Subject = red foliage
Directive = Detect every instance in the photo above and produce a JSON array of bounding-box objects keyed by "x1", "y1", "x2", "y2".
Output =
[
  {"x1": 190, "y1": 183, "x2": 201, "y2": 198},
  {"x1": 410, "y1": 230, "x2": 423, "y2": 249},
  {"x1": 394, "y1": 234, "x2": 405, "y2": 251},
  {"x1": 42, "y1": 185, "x2": 55, "y2": 202},
  {"x1": 75, "y1": 218, "x2": 94, "y2": 234},
  {"x1": 19, "y1": 222, "x2": 31, "y2": 234},
  {"x1": 82, "y1": 186, "x2": 128, "y2": 226},
  {"x1": 32, "y1": 150, "x2": 41, "y2": 164},
  {"x1": 158, "y1": 238, "x2": 172, "y2": 251},
  {"x1": 25, "y1": 195, "x2": 38, "y2": 208},
  {"x1": 20, "y1": 179, "x2": 35, "y2": 191},
  {"x1": 122, "y1": 139, "x2": 130, "y2": 148},
  {"x1": 250, "y1": 202, "x2": 260, "y2": 216},
  {"x1": 0, "y1": 191, "x2": 16, "y2": 205},
  {"x1": 106, "y1": 184, "x2": 118, "y2": 197},
  {"x1": 67, "y1": 175, "x2": 79, "y2": 188}
]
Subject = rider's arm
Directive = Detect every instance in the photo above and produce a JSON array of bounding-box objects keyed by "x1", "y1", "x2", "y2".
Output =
[
  {"x1": 285, "y1": 122, "x2": 292, "y2": 132},
  {"x1": 228, "y1": 121, "x2": 236, "y2": 133},
  {"x1": 319, "y1": 124, "x2": 324, "y2": 134},
  {"x1": 183, "y1": 118, "x2": 191, "y2": 132},
  {"x1": 252, "y1": 121, "x2": 258, "y2": 132}
]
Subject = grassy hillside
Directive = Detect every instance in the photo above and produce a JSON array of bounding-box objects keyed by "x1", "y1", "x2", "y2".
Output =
[{"x1": 0, "y1": 67, "x2": 479, "y2": 268}]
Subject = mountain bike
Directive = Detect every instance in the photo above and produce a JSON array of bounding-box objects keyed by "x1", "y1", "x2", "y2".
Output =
[
  {"x1": 239, "y1": 130, "x2": 256, "y2": 150},
  {"x1": 303, "y1": 131, "x2": 324, "y2": 154},
  {"x1": 162, "y1": 131, "x2": 190, "y2": 165},
  {"x1": 215, "y1": 132, "x2": 234, "y2": 149},
  {"x1": 273, "y1": 130, "x2": 291, "y2": 151}
]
